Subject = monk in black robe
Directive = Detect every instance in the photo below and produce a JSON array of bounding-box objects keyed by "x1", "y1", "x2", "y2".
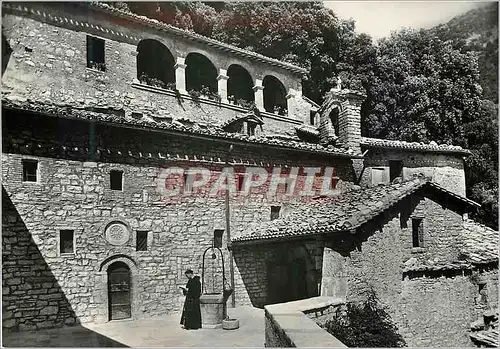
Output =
[{"x1": 180, "y1": 269, "x2": 202, "y2": 330}]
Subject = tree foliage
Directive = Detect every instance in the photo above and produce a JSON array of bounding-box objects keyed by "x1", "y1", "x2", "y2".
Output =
[{"x1": 322, "y1": 292, "x2": 406, "y2": 347}]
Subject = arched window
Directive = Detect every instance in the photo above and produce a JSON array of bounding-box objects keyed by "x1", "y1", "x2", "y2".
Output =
[
  {"x1": 136, "y1": 39, "x2": 175, "y2": 89},
  {"x1": 329, "y1": 107, "x2": 339, "y2": 136},
  {"x1": 263, "y1": 75, "x2": 287, "y2": 115},
  {"x1": 185, "y1": 52, "x2": 217, "y2": 94},
  {"x1": 227, "y1": 64, "x2": 254, "y2": 107}
]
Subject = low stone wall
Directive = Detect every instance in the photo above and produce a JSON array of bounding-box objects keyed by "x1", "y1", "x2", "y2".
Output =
[{"x1": 264, "y1": 297, "x2": 347, "y2": 347}]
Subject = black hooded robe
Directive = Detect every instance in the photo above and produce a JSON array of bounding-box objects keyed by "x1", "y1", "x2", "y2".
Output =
[{"x1": 180, "y1": 276, "x2": 202, "y2": 329}]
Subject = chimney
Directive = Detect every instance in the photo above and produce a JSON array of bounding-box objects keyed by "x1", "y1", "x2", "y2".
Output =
[{"x1": 318, "y1": 87, "x2": 366, "y2": 152}]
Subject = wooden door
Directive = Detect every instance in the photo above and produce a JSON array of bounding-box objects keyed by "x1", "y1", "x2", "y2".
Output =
[{"x1": 108, "y1": 262, "x2": 131, "y2": 320}]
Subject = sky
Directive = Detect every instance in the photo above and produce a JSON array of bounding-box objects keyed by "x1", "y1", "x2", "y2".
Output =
[{"x1": 324, "y1": 1, "x2": 489, "y2": 40}]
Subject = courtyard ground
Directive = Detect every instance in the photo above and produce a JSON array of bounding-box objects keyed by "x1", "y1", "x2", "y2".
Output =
[{"x1": 2, "y1": 306, "x2": 264, "y2": 347}]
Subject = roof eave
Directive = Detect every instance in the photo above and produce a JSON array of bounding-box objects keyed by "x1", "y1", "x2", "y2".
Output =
[{"x1": 86, "y1": 3, "x2": 308, "y2": 76}]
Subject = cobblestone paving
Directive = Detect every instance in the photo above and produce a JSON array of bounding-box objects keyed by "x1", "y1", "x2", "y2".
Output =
[{"x1": 2, "y1": 306, "x2": 264, "y2": 347}]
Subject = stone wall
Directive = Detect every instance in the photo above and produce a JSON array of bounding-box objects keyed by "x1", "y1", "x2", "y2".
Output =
[
  {"x1": 399, "y1": 268, "x2": 497, "y2": 347},
  {"x1": 2, "y1": 109, "x2": 355, "y2": 331},
  {"x1": 264, "y1": 297, "x2": 347, "y2": 348},
  {"x1": 1, "y1": 5, "x2": 308, "y2": 133},
  {"x1": 361, "y1": 148, "x2": 466, "y2": 196},
  {"x1": 233, "y1": 240, "x2": 324, "y2": 307}
]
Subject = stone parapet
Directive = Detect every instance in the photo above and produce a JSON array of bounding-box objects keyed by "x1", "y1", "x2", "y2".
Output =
[{"x1": 264, "y1": 296, "x2": 346, "y2": 347}]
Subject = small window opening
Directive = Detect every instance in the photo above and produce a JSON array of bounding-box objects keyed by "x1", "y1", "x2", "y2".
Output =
[
  {"x1": 237, "y1": 174, "x2": 245, "y2": 192},
  {"x1": 329, "y1": 108, "x2": 339, "y2": 136},
  {"x1": 214, "y1": 230, "x2": 224, "y2": 248},
  {"x1": 184, "y1": 173, "x2": 192, "y2": 192},
  {"x1": 247, "y1": 123, "x2": 256, "y2": 136},
  {"x1": 87, "y1": 35, "x2": 105, "y2": 71},
  {"x1": 271, "y1": 206, "x2": 281, "y2": 220},
  {"x1": 390, "y1": 160, "x2": 403, "y2": 182},
  {"x1": 60, "y1": 230, "x2": 74, "y2": 254},
  {"x1": 110, "y1": 170, "x2": 123, "y2": 191},
  {"x1": 22, "y1": 160, "x2": 38, "y2": 182},
  {"x1": 136, "y1": 231, "x2": 148, "y2": 251},
  {"x1": 412, "y1": 218, "x2": 424, "y2": 248},
  {"x1": 309, "y1": 111, "x2": 316, "y2": 126}
]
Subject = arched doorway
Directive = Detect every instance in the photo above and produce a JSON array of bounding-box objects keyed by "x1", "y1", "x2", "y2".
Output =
[
  {"x1": 227, "y1": 64, "x2": 254, "y2": 105},
  {"x1": 107, "y1": 261, "x2": 132, "y2": 320},
  {"x1": 185, "y1": 52, "x2": 218, "y2": 93},
  {"x1": 136, "y1": 39, "x2": 175, "y2": 88},
  {"x1": 263, "y1": 75, "x2": 287, "y2": 115}
]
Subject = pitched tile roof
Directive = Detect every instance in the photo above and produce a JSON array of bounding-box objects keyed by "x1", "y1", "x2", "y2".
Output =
[
  {"x1": 361, "y1": 137, "x2": 471, "y2": 155},
  {"x1": 233, "y1": 177, "x2": 429, "y2": 243},
  {"x1": 460, "y1": 219, "x2": 499, "y2": 264},
  {"x1": 3, "y1": 2, "x2": 307, "y2": 75},
  {"x1": 402, "y1": 219, "x2": 498, "y2": 272},
  {"x1": 233, "y1": 178, "x2": 483, "y2": 244},
  {"x1": 2, "y1": 96, "x2": 361, "y2": 158}
]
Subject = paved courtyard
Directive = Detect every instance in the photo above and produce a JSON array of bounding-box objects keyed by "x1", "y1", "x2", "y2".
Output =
[{"x1": 2, "y1": 306, "x2": 264, "y2": 347}]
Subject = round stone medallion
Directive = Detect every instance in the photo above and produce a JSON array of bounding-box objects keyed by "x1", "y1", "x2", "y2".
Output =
[{"x1": 104, "y1": 222, "x2": 130, "y2": 246}]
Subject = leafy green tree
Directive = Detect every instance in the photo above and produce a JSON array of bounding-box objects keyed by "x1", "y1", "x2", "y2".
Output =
[
  {"x1": 363, "y1": 28, "x2": 482, "y2": 146},
  {"x1": 323, "y1": 291, "x2": 406, "y2": 347}
]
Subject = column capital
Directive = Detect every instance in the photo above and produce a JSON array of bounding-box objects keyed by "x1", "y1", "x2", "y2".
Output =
[
  {"x1": 174, "y1": 63, "x2": 186, "y2": 69},
  {"x1": 252, "y1": 85, "x2": 264, "y2": 92},
  {"x1": 217, "y1": 74, "x2": 229, "y2": 81}
]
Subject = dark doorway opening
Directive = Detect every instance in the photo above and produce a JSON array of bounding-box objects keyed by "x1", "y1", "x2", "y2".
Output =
[
  {"x1": 263, "y1": 75, "x2": 287, "y2": 115},
  {"x1": 108, "y1": 261, "x2": 132, "y2": 320},
  {"x1": 389, "y1": 160, "x2": 403, "y2": 182},
  {"x1": 227, "y1": 64, "x2": 254, "y2": 105},
  {"x1": 185, "y1": 52, "x2": 217, "y2": 93}
]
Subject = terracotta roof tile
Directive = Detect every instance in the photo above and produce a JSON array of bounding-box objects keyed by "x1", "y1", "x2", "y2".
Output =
[
  {"x1": 2, "y1": 96, "x2": 360, "y2": 158},
  {"x1": 361, "y1": 137, "x2": 471, "y2": 155},
  {"x1": 233, "y1": 177, "x2": 428, "y2": 243},
  {"x1": 460, "y1": 219, "x2": 499, "y2": 264}
]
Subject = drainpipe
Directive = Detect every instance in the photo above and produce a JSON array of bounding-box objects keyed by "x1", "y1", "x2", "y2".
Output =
[{"x1": 225, "y1": 144, "x2": 236, "y2": 308}]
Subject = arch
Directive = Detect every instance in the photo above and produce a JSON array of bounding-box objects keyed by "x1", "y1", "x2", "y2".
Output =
[
  {"x1": 227, "y1": 64, "x2": 254, "y2": 105},
  {"x1": 99, "y1": 254, "x2": 137, "y2": 272},
  {"x1": 263, "y1": 75, "x2": 287, "y2": 115},
  {"x1": 185, "y1": 52, "x2": 217, "y2": 93},
  {"x1": 97, "y1": 255, "x2": 138, "y2": 323},
  {"x1": 137, "y1": 39, "x2": 175, "y2": 88},
  {"x1": 329, "y1": 107, "x2": 340, "y2": 136},
  {"x1": 107, "y1": 261, "x2": 132, "y2": 320}
]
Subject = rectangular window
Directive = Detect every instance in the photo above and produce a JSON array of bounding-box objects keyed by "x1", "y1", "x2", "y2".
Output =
[
  {"x1": 371, "y1": 168, "x2": 385, "y2": 186},
  {"x1": 271, "y1": 206, "x2": 281, "y2": 220},
  {"x1": 237, "y1": 174, "x2": 245, "y2": 192},
  {"x1": 309, "y1": 111, "x2": 316, "y2": 126},
  {"x1": 247, "y1": 123, "x2": 256, "y2": 136},
  {"x1": 60, "y1": 230, "x2": 74, "y2": 254},
  {"x1": 184, "y1": 173, "x2": 192, "y2": 192},
  {"x1": 110, "y1": 170, "x2": 123, "y2": 191},
  {"x1": 390, "y1": 160, "x2": 403, "y2": 182},
  {"x1": 86, "y1": 35, "x2": 105, "y2": 71},
  {"x1": 412, "y1": 218, "x2": 424, "y2": 248},
  {"x1": 22, "y1": 160, "x2": 38, "y2": 182},
  {"x1": 136, "y1": 231, "x2": 148, "y2": 251},
  {"x1": 214, "y1": 230, "x2": 224, "y2": 248}
]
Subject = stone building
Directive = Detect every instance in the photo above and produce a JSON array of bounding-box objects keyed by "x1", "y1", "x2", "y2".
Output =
[{"x1": 2, "y1": 2, "x2": 498, "y2": 347}]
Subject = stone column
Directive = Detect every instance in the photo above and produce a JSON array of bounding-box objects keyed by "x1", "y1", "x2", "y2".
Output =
[
  {"x1": 253, "y1": 78, "x2": 264, "y2": 111},
  {"x1": 217, "y1": 68, "x2": 229, "y2": 103},
  {"x1": 174, "y1": 56, "x2": 187, "y2": 94},
  {"x1": 286, "y1": 88, "x2": 297, "y2": 117}
]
